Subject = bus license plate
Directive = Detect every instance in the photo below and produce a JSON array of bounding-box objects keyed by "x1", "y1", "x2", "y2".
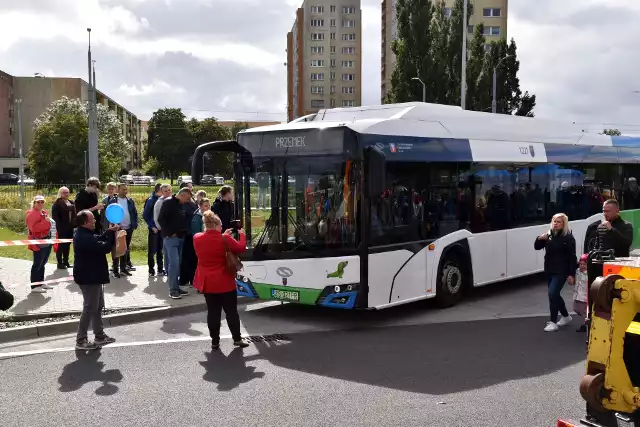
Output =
[{"x1": 271, "y1": 289, "x2": 299, "y2": 302}]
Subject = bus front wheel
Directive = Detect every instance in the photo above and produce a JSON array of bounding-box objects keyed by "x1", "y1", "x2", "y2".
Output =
[{"x1": 435, "y1": 255, "x2": 467, "y2": 308}]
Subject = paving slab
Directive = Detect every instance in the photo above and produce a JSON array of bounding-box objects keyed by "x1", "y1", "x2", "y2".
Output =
[{"x1": 0, "y1": 257, "x2": 202, "y2": 317}]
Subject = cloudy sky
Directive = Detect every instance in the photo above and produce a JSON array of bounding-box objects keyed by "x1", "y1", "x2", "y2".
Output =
[{"x1": 1, "y1": 0, "x2": 639, "y2": 133}]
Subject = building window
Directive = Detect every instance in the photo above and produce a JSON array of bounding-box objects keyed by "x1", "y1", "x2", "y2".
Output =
[
  {"x1": 311, "y1": 86, "x2": 324, "y2": 94},
  {"x1": 311, "y1": 6, "x2": 324, "y2": 13},
  {"x1": 311, "y1": 33, "x2": 325, "y2": 40},
  {"x1": 330, "y1": 32, "x2": 336, "y2": 40},
  {"x1": 311, "y1": 19, "x2": 324, "y2": 27},
  {"x1": 342, "y1": 86, "x2": 355, "y2": 94},
  {"x1": 342, "y1": 74, "x2": 355, "y2": 81},
  {"x1": 342, "y1": 33, "x2": 356, "y2": 41},
  {"x1": 330, "y1": 45, "x2": 336, "y2": 53},
  {"x1": 311, "y1": 59, "x2": 325, "y2": 67},
  {"x1": 483, "y1": 8, "x2": 501, "y2": 17},
  {"x1": 330, "y1": 86, "x2": 336, "y2": 94},
  {"x1": 330, "y1": 5, "x2": 336, "y2": 13},
  {"x1": 342, "y1": 47, "x2": 356, "y2": 54},
  {"x1": 331, "y1": 59, "x2": 336, "y2": 67},
  {"x1": 342, "y1": 6, "x2": 357, "y2": 14},
  {"x1": 330, "y1": 72, "x2": 336, "y2": 80},
  {"x1": 311, "y1": 100, "x2": 325, "y2": 108},
  {"x1": 330, "y1": 98, "x2": 336, "y2": 107},
  {"x1": 341, "y1": 60, "x2": 355, "y2": 68},
  {"x1": 311, "y1": 73, "x2": 325, "y2": 80},
  {"x1": 342, "y1": 20, "x2": 356, "y2": 28},
  {"x1": 444, "y1": 7, "x2": 452, "y2": 17},
  {"x1": 342, "y1": 100, "x2": 355, "y2": 107},
  {"x1": 483, "y1": 26, "x2": 500, "y2": 36},
  {"x1": 468, "y1": 25, "x2": 474, "y2": 33},
  {"x1": 330, "y1": 19, "x2": 336, "y2": 27},
  {"x1": 311, "y1": 46, "x2": 324, "y2": 54}
]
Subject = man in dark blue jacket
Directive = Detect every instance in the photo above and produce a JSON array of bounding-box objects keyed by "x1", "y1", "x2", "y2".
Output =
[
  {"x1": 106, "y1": 183, "x2": 138, "y2": 277},
  {"x1": 143, "y1": 184, "x2": 165, "y2": 277},
  {"x1": 73, "y1": 210, "x2": 119, "y2": 350}
]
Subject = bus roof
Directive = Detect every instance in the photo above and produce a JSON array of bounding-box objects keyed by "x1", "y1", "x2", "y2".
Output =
[
  {"x1": 241, "y1": 102, "x2": 640, "y2": 148},
  {"x1": 237, "y1": 102, "x2": 640, "y2": 163}
]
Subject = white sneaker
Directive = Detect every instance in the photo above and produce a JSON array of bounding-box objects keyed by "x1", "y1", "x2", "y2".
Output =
[
  {"x1": 41, "y1": 284, "x2": 54, "y2": 290},
  {"x1": 544, "y1": 321, "x2": 559, "y2": 332},
  {"x1": 557, "y1": 315, "x2": 573, "y2": 327},
  {"x1": 31, "y1": 287, "x2": 46, "y2": 293}
]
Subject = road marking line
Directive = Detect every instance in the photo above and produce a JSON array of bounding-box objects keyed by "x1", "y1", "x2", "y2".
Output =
[{"x1": 0, "y1": 334, "x2": 234, "y2": 359}]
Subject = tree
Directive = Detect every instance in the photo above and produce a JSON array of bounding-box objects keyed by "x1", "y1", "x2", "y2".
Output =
[
  {"x1": 602, "y1": 129, "x2": 622, "y2": 136},
  {"x1": 230, "y1": 121, "x2": 250, "y2": 139},
  {"x1": 147, "y1": 108, "x2": 192, "y2": 182},
  {"x1": 387, "y1": 0, "x2": 536, "y2": 117},
  {"x1": 28, "y1": 96, "x2": 129, "y2": 183},
  {"x1": 188, "y1": 117, "x2": 233, "y2": 177}
]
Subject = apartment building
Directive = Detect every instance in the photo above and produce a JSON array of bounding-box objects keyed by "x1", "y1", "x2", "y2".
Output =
[
  {"x1": 0, "y1": 71, "x2": 143, "y2": 173},
  {"x1": 287, "y1": 0, "x2": 363, "y2": 122},
  {"x1": 381, "y1": 0, "x2": 508, "y2": 103}
]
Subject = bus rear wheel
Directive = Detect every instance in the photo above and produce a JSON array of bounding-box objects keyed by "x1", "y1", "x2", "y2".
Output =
[{"x1": 435, "y1": 255, "x2": 467, "y2": 308}]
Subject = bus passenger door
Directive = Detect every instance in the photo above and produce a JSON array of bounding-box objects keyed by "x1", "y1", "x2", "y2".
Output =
[{"x1": 468, "y1": 231, "x2": 508, "y2": 285}]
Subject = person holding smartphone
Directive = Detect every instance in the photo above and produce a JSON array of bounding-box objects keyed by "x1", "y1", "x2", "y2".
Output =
[{"x1": 534, "y1": 213, "x2": 577, "y2": 332}]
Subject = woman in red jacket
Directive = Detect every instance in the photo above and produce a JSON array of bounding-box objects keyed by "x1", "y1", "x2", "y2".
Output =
[
  {"x1": 26, "y1": 195, "x2": 54, "y2": 293},
  {"x1": 193, "y1": 210, "x2": 249, "y2": 350}
]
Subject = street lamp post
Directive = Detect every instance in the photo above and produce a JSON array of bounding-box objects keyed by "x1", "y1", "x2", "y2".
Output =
[
  {"x1": 491, "y1": 55, "x2": 511, "y2": 114},
  {"x1": 15, "y1": 98, "x2": 24, "y2": 205},
  {"x1": 411, "y1": 77, "x2": 426, "y2": 103},
  {"x1": 461, "y1": 0, "x2": 468, "y2": 110}
]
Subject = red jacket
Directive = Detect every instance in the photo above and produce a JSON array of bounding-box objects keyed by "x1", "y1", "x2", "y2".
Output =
[
  {"x1": 26, "y1": 208, "x2": 51, "y2": 252},
  {"x1": 193, "y1": 230, "x2": 246, "y2": 294}
]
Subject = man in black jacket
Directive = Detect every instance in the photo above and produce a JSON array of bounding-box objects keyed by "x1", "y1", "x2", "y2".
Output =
[
  {"x1": 158, "y1": 188, "x2": 192, "y2": 299},
  {"x1": 595, "y1": 199, "x2": 634, "y2": 257},
  {"x1": 74, "y1": 177, "x2": 104, "y2": 234},
  {"x1": 73, "y1": 210, "x2": 119, "y2": 350}
]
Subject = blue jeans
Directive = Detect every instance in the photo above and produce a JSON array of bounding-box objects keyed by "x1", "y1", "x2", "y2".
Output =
[
  {"x1": 548, "y1": 275, "x2": 569, "y2": 323},
  {"x1": 163, "y1": 236, "x2": 184, "y2": 294},
  {"x1": 31, "y1": 245, "x2": 52, "y2": 287}
]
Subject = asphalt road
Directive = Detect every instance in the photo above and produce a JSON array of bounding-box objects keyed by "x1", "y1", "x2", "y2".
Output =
[{"x1": 0, "y1": 275, "x2": 588, "y2": 427}]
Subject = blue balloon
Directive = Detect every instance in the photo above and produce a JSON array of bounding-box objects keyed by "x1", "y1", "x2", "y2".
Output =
[{"x1": 105, "y1": 204, "x2": 125, "y2": 224}]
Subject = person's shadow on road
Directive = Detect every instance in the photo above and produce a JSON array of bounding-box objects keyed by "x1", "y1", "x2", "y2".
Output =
[
  {"x1": 199, "y1": 348, "x2": 264, "y2": 391},
  {"x1": 58, "y1": 349, "x2": 123, "y2": 396}
]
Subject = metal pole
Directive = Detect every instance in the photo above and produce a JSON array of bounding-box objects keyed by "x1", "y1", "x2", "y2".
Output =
[
  {"x1": 461, "y1": 0, "x2": 468, "y2": 110},
  {"x1": 491, "y1": 69, "x2": 497, "y2": 114},
  {"x1": 16, "y1": 99, "x2": 24, "y2": 205},
  {"x1": 422, "y1": 82, "x2": 426, "y2": 103},
  {"x1": 87, "y1": 28, "x2": 99, "y2": 178},
  {"x1": 84, "y1": 151, "x2": 88, "y2": 182}
]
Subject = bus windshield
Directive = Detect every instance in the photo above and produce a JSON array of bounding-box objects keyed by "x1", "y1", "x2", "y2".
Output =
[{"x1": 246, "y1": 155, "x2": 360, "y2": 255}]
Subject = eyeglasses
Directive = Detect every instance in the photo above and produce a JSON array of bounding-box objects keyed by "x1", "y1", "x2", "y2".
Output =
[{"x1": 35, "y1": 201, "x2": 44, "y2": 204}]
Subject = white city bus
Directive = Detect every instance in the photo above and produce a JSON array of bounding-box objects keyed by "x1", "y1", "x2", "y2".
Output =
[{"x1": 192, "y1": 102, "x2": 640, "y2": 310}]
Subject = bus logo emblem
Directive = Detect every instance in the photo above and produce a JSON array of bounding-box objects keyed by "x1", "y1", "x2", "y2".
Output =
[
  {"x1": 276, "y1": 267, "x2": 293, "y2": 278},
  {"x1": 529, "y1": 145, "x2": 535, "y2": 157}
]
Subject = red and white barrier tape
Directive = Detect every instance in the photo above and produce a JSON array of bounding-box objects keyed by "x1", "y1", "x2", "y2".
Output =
[
  {"x1": 0, "y1": 239, "x2": 73, "y2": 247},
  {"x1": 6, "y1": 275, "x2": 74, "y2": 290}
]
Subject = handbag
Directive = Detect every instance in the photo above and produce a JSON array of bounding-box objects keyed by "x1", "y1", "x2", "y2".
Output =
[{"x1": 222, "y1": 235, "x2": 243, "y2": 275}]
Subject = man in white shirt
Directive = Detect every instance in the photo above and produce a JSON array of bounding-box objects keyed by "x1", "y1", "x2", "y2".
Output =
[
  {"x1": 153, "y1": 184, "x2": 172, "y2": 230},
  {"x1": 108, "y1": 183, "x2": 138, "y2": 278}
]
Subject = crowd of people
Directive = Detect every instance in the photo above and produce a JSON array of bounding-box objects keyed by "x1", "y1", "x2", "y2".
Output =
[
  {"x1": 534, "y1": 199, "x2": 633, "y2": 332},
  {"x1": 23, "y1": 177, "x2": 248, "y2": 351}
]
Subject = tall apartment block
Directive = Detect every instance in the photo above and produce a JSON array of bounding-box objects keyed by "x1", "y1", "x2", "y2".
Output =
[
  {"x1": 381, "y1": 0, "x2": 508, "y2": 103},
  {"x1": 287, "y1": 0, "x2": 363, "y2": 122},
  {"x1": 0, "y1": 71, "x2": 143, "y2": 173}
]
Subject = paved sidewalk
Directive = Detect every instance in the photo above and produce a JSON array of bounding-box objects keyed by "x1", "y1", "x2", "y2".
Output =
[{"x1": 0, "y1": 257, "x2": 202, "y2": 316}]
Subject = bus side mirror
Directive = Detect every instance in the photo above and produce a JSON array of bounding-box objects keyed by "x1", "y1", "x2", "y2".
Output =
[{"x1": 365, "y1": 146, "x2": 386, "y2": 198}]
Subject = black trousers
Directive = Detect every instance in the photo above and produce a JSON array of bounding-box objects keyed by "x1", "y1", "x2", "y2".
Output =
[
  {"x1": 56, "y1": 228, "x2": 73, "y2": 265},
  {"x1": 113, "y1": 228, "x2": 133, "y2": 271},
  {"x1": 204, "y1": 290, "x2": 241, "y2": 344},
  {"x1": 180, "y1": 234, "x2": 197, "y2": 285},
  {"x1": 147, "y1": 230, "x2": 163, "y2": 271}
]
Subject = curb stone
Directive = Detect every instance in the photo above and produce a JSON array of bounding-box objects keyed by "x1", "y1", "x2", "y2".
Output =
[{"x1": 0, "y1": 301, "x2": 207, "y2": 344}]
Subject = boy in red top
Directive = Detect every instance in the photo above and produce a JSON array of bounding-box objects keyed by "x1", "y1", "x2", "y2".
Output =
[
  {"x1": 193, "y1": 210, "x2": 249, "y2": 350},
  {"x1": 26, "y1": 195, "x2": 54, "y2": 293}
]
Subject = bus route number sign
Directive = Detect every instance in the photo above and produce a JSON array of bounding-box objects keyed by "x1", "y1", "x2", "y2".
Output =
[{"x1": 271, "y1": 289, "x2": 300, "y2": 302}]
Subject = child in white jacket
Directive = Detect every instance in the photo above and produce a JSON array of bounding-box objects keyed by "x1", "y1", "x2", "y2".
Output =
[{"x1": 572, "y1": 253, "x2": 589, "y2": 332}]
